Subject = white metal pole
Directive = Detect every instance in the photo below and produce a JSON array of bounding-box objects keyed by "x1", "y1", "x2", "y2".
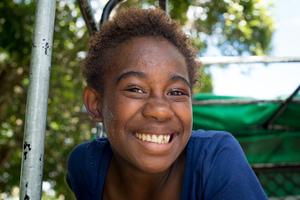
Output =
[
  {"x1": 199, "y1": 56, "x2": 300, "y2": 65},
  {"x1": 19, "y1": 0, "x2": 56, "y2": 199}
]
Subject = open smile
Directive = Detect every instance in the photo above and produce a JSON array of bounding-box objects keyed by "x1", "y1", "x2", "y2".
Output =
[{"x1": 134, "y1": 132, "x2": 174, "y2": 144}]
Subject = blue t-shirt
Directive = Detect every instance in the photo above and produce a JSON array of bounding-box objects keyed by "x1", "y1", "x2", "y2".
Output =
[{"x1": 66, "y1": 130, "x2": 268, "y2": 199}]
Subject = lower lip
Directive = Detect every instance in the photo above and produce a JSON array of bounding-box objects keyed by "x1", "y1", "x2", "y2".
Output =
[{"x1": 132, "y1": 134, "x2": 176, "y2": 154}]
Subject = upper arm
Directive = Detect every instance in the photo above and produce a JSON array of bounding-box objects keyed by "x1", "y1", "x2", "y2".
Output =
[{"x1": 202, "y1": 132, "x2": 267, "y2": 200}]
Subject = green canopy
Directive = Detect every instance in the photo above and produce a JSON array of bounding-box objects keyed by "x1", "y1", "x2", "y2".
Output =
[{"x1": 192, "y1": 93, "x2": 300, "y2": 164}]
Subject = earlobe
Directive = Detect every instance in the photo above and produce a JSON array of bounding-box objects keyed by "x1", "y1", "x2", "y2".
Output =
[{"x1": 82, "y1": 87, "x2": 103, "y2": 122}]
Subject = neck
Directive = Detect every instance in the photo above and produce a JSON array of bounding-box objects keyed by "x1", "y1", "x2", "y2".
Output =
[{"x1": 104, "y1": 148, "x2": 186, "y2": 200}]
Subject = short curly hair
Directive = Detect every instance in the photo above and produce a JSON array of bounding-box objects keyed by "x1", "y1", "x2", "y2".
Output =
[{"x1": 82, "y1": 7, "x2": 200, "y2": 94}]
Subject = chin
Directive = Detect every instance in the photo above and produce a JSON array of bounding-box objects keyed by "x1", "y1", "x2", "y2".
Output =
[{"x1": 134, "y1": 158, "x2": 175, "y2": 174}]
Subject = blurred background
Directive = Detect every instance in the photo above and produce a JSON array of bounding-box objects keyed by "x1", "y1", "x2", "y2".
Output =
[
  {"x1": 0, "y1": 0, "x2": 299, "y2": 199},
  {"x1": 210, "y1": 0, "x2": 300, "y2": 99}
]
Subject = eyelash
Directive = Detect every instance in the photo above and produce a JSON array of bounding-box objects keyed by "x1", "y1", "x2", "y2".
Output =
[
  {"x1": 169, "y1": 90, "x2": 185, "y2": 96},
  {"x1": 124, "y1": 86, "x2": 187, "y2": 96},
  {"x1": 125, "y1": 87, "x2": 145, "y2": 94}
]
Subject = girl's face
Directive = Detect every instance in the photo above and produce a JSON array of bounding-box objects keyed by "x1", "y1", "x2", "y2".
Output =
[{"x1": 100, "y1": 37, "x2": 193, "y2": 173}]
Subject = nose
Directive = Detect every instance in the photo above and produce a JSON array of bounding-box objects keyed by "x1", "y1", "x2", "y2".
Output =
[{"x1": 141, "y1": 98, "x2": 174, "y2": 121}]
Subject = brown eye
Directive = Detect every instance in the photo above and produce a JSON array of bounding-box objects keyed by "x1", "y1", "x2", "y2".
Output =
[
  {"x1": 126, "y1": 87, "x2": 144, "y2": 93},
  {"x1": 169, "y1": 91, "x2": 184, "y2": 96}
]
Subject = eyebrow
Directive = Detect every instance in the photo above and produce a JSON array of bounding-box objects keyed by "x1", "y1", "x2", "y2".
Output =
[
  {"x1": 171, "y1": 75, "x2": 191, "y2": 88},
  {"x1": 116, "y1": 71, "x2": 190, "y2": 88},
  {"x1": 116, "y1": 71, "x2": 147, "y2": 84}
]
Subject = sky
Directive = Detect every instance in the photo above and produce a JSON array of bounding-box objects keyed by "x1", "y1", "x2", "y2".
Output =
[{"x1": 209, "y1": 0, "x2": 300, "y2": 99}]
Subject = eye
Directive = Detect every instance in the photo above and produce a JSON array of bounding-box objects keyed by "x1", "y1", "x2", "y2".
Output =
[
  {"x1": 168, "y1": 90, "x2": 185, "y2": 96},
  {"x1": 125, "y1": 87, "x2": 145, "y2": 94}
]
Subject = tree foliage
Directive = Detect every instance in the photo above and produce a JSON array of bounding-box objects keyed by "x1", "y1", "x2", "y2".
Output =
[
  {"x1": 0, "y1": 0, "x2": 275, "y2": 199},
  {"x1": 0, "y1": 0, "x2": 91, "y2": 199}
]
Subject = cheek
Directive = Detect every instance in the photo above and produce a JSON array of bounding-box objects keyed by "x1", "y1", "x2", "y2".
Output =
[
  {"x1": 102, "y1": 97, "x2": 137, "y2": 142},
  {"x1": 102, "y1": 103, "x2": 118, "y2": 141},
  {"x1": 103, "y1": 107, "x2": 121, "y2": 149},
  {"x1": 175, "y1": 102, "x2": 193, "y2": 129},
  {"x1": 188, "y1": 105, "x2": 193, "y2": 127},
  {"x1": 103, "y1": 104, "x2": 116, "y2": 124}
]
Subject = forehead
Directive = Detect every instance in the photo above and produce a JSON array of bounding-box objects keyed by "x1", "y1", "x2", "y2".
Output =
[{"x1": 109, "y1": 37, "x2": 188, "y2": 78}]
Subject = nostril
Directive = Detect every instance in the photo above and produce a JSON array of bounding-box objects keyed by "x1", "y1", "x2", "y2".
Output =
[{"x1": 142, "y1": 101, "x2": 174, "y2": 121}]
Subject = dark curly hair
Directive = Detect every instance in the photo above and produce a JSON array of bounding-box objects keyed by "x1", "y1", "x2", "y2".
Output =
[{"x1": 82, "y1": 7, "x2": 201, "y2": 94}]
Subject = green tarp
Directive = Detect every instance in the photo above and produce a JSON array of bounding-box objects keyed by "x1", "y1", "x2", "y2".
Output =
[{"x1": 192, "y1": 94, "x2": 300, "y2": 164}]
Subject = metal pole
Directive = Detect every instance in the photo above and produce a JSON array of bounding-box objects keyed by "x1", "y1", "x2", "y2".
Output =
[
  {"x1": 263, "y1": 84, "x2": 300, "y2": 129},
  {"x1": 19, "y1": 0, "x2": 56, "y2": 199},
  {"x1": 198, "y1": 56, "x2": 300, "y2": 65},
  {"x1": 192, "y1": 98, "x2": 300, "y2": 105},
  {"x1": 96, "y1": 122, "x2": 107, "y2": 138},
  {"x1": 100, "y1": 0, "x2": 124, "y2": 25},
  {"x1": 159, "y1": 0, "x2": 168, "y2": 15},
  {"x1": 77, "y1": 0, "x2": 99, "y2": 36}
]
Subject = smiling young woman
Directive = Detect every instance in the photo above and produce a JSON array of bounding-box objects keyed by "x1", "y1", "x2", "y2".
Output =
[
  {"x1": 98, "y1": 37, "x2": 192, "y2": 174},
  {"x1": 66, "y1": 8, "x2": 268, "y2": 200}
]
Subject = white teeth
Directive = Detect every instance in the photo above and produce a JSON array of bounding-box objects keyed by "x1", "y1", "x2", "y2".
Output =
[
  {"x1": 166, "y1": 135, "x2": 170, "y2": 142},
  {"x1": 147, "y1": 134, "x2": 151, "y2": 141},
  {"x1": 135, "y1": 133, "x2": 171, "y2": 144},
  {"x1": 142, "y1": 134, "x2": 146, "y2": 141},
  {"x1": 163, "y1": 135, "x2": 169, "y2": 143},
  {"x1": 152, "y1": 135, "x2": 158, "y2": 143},
  {"x1": 164, "y1": 135, "x2": 167, "y2": 142},
  {"x1": 157, "y1": 135, "x2": 163, "y2": 144}
]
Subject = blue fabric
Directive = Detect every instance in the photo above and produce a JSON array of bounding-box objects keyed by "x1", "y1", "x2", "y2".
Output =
[{"x1": 66, "y1": 130, "x2": 268, "y2": 200}]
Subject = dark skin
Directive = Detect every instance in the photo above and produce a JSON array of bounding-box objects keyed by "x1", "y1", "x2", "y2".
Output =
[
  {"x1": 103, "y1": 148, "x2": 186, "y2": 200},
  {"x1": 83, "y1": 37, "x2": 193, "y2": 200}
]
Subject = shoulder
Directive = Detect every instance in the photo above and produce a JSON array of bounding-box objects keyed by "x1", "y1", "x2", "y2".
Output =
[
  {"x1": 186, "y1": 129, "x2": 267, "y2": 199},
  {"x1": 188, "y1": 129, "x2": 248, "y2": 176},
  {"x1": 186, "y1": 129, "x2": 241, "y2": 172},
  {"x1": 189, "y1": 129, "x2": 239, "y2": 152},
  {"x1": 189, "y1": 129, "x2": 246, "y2": 171},
  {"x1": 67, "y1": 137, "x2": 110, "y2": 168},
  {"x1": 66, "y1": 138, "x2": 111, "y2": 198},
  {"x1": 190, "y1": 129, "x2": 234, "y2": 140}
]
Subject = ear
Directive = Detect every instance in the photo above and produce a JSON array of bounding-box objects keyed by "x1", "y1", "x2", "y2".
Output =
[{"x1": 82, "y1": 86, "x2": 103, "y2": 122}]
